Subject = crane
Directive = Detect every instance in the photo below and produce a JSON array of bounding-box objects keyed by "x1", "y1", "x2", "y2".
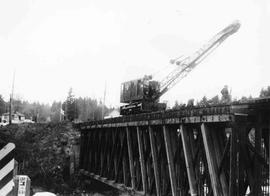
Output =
[{"x1": 120, "y1": 20, "x2": 241, "y2": 115}]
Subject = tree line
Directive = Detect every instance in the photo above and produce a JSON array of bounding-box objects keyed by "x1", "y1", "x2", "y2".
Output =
[
  {"x1": 173, "y1": 85, "x2": 270, "y2": 109},
  {"x1": 0, "y1": 88, "x2": 115, "y2": 123},
  {"x1": 61, "y1": 88, "x2": 115, "y2": 122},
  {"x1": 0, "y1": 86, "x2": 270, "y2": 122}
]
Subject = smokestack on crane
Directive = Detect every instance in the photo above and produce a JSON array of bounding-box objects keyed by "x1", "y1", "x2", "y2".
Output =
[{"x1": 120, "y1": 21, "x2": 241, "y2": 115}]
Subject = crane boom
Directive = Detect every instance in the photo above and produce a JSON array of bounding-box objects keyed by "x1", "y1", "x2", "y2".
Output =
[
  {"x1": 120, "y1": 20, "x2": 241, "y2": 115},
  {"x1": 156, "y1": 20, "x2": 241, "y2": 100}
]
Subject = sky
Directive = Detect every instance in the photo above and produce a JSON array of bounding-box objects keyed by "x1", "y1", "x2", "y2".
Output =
[{"x1": 0, "y1": 0, "x2": 269, "y2": 107}]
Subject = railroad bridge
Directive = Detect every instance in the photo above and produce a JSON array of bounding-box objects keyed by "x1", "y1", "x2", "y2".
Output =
[{"x1": 76, "y1": 98, "x2": 270, "y2": 196}]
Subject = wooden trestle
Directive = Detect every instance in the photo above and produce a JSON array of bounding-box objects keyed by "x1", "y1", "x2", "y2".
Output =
[{"x1": 76, "y1": 98, "x2": 270, "y2": 196}]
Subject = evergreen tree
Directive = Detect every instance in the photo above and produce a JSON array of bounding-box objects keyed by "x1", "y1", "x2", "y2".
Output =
[
  {"x1": 187, "y1": 99, "x2": 194, "y2": 107},
  {"x1": 50, "y1": 101, "x2": 62, "y2": 122},
  {"x1": 65, "y1": 88, "x2": 77, "y2": 121},
  {"x1": 0, "y1": 95, "x2": 6, "y2": 115},
  {"x1": 209, "y1": 95, "x2": 220, "y2": 105},
  {"x1": 260, "y1": 86, "x2": 270, "y2": 98},
  {"x1": 197, "y1": 96, "x2": 209, "y2": 107}
]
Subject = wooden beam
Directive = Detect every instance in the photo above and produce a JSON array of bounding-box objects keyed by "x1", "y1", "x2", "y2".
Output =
[
  {"x1": 123, "y1": 155, "x2": 127, "y2": 185},
  {"x1": 100, "y1": 131, "x2": 105, "y2": 176},
  {"x1": 103, "y1": 131, "x2": 108, "y2": 175},
  {"x1": 95, "y1": 131, "x2": 101, "y2": 173},
  {"x1": 229, "y1": 125, "x2": 238, "y2": 196},
  {"x1": 201, "y1": 123, "x2": 223, "y2": 196},
  {"x1": 79, "y1": 132, "x2": 85, "y2": 169},
  {"x1": 149, "y1": 126, "x2": 161, "y2": 196},
  {"x1": 126, "y1": 127, "x2": 136, "y2": 189},
  {"x1": 84, "y1": 133, "x2": 92, "y2": 171},
  {"x1": 92, "y1": 131, "x2": 97, "y2": 173},
  {"x1": 87, "y1": 132, "x2": 93, "y2": 172},
  {"x1": 108, "y1": 130, "x2": 118, "y2": 179},
  {"x1": 238, "y1": 126, "x2": 251, "y2": 195},
  {"x1": 142, "y1": 131, "x2": 151, "y2": 192},
  {"x1": 241, "y1": 139, "x2": 254, "y2": 193},
  {"x1": 85, "y1": 132, "x2": 92, "y2": 171},
  {"x1": 137, "y1": 126, "x2": 147, "y2": 193},
  {"x1": 212, "y1": 129, "x2": 229, "y2": 196},
  {"x1": 102, "y1": 131, "x2": 111, "y2": 176},
  {"x1": 218, "y1": 137, "x2": 230, "y2": 176},
  {"x1": 116, "y1": 131, "x2": 125, "y2": 182},
  {"x1": 114, "y1": 132, "x2": 118, "y2": 179},
  {"x1": 106, "y1": 131, "x2": 111, "y2": 176},
  {"x1": 180, "y1": 125, "x2": 198, "y2": 196},
  {"x1": 254, "y1": 122, "x2": 262, "y2": 195},
  {"x1": 163, "y1": 125, "x2": 177, "y2": 196}
]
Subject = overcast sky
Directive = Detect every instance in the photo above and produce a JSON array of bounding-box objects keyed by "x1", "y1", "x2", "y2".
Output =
[{"x1": 0, "y1": 0, "x2": 269, "y2": 107}]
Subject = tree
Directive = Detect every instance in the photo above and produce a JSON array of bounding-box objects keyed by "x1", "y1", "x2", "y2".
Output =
[
  {"x1": 65, "y1": 88, "x2": 78, "y2": 121},
  {"x1": 239, "y1": 95, "x2": 253, "y2": 103},
  {"x1": 187, "y1": 99, "x2": 194, "y2": 107},
  {"x1": 75, "y1": 97, "x2": 111, "y2": 121},
  {"x1": 0, "y1": 95, "x2": 6, "y2": 115},
  {"x1": 172, "y1": 101, "x2": 180, "y2": 110},
  {"x1": 209, "y1": 95, "x2": 220, "y2": 105},
  {"x1": 197, "y1": 96, "x2": 209, "y2": 107},
  {"x1": 50, "y1": 101, "x2": 62, "y2": 122},
  {"x1": 260, "y1": 86, "x2": 270, "y2": 98}
]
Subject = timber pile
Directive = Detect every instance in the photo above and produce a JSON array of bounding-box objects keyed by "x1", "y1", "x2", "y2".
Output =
[{"x1": 0, "y1": 122, "x2": 80, "y2": 193}]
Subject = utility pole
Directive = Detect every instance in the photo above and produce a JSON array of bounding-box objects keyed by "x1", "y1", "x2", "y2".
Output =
[
  {"x1": 9, "y1": 70, "x2": 15, "y2": 125},
  {"x1": 9, "y1": 95, "x2": 12, "y2": 124},
  {"x1": 101, "y1": 81, "x2": 107, "y2": 119}
]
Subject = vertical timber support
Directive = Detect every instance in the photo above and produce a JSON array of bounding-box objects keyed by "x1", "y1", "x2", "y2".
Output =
[
  {"x1": 180, "y1": 125, "x2": 198, "y2": 196},
  {"x1": 137, "y1": 126, "x2": 147, "y2": 194},
  {"x1": 126, "y1": 127, "x2": 136, "y2": 189},
  {"x1": 79, "y1": 132, "x2": 85, "y2": 169},
  {"x1": 149, "y1": 126, "x2": 161, "y2": 196},
  {"x1": 163, "y1": 125, "x2": 177, "y2": 196},
  {"x1": 254, "y1": 116, "x2": 262, "y2": 195},
  {"x1": 87, "y1": 132, "x2": 93, "y2": 173},
  {"x1": 122, "y1": 132, "x2": 128, "y2": 186},
  {"x1": 201, "y1": 123, "x2": 224, "y2": 196},
  {"x1": 123, "y1": 156, "x2": 127, "y2": 185},
  {"x1": 84, "y1": 132, "x2": 91, "y2": 171},
  {"x1": 239, "y1": 125, "x2": 253, "y2": 195},
  {"x1": 100, "y1": 130, "x2": 104, "y2": 176},
  {"x1": 229, "y1": 124, "x2": 238, "y2": 196},
  {"x1": 212, "y1": 128, "x2": 229, "y2": 195}
]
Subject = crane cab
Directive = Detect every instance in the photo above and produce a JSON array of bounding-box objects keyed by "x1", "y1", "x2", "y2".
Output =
[
  {"x1": 120, "y1": 75, "x2": 166, "y2": 115},
  {"x1": 120, "y1": 75, "x2": 160, "y2": 103}
]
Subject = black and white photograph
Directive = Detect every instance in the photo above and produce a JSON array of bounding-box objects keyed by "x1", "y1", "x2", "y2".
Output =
[{"x1": 0, "y1": 0, "x2": 269, "y2": 195}]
